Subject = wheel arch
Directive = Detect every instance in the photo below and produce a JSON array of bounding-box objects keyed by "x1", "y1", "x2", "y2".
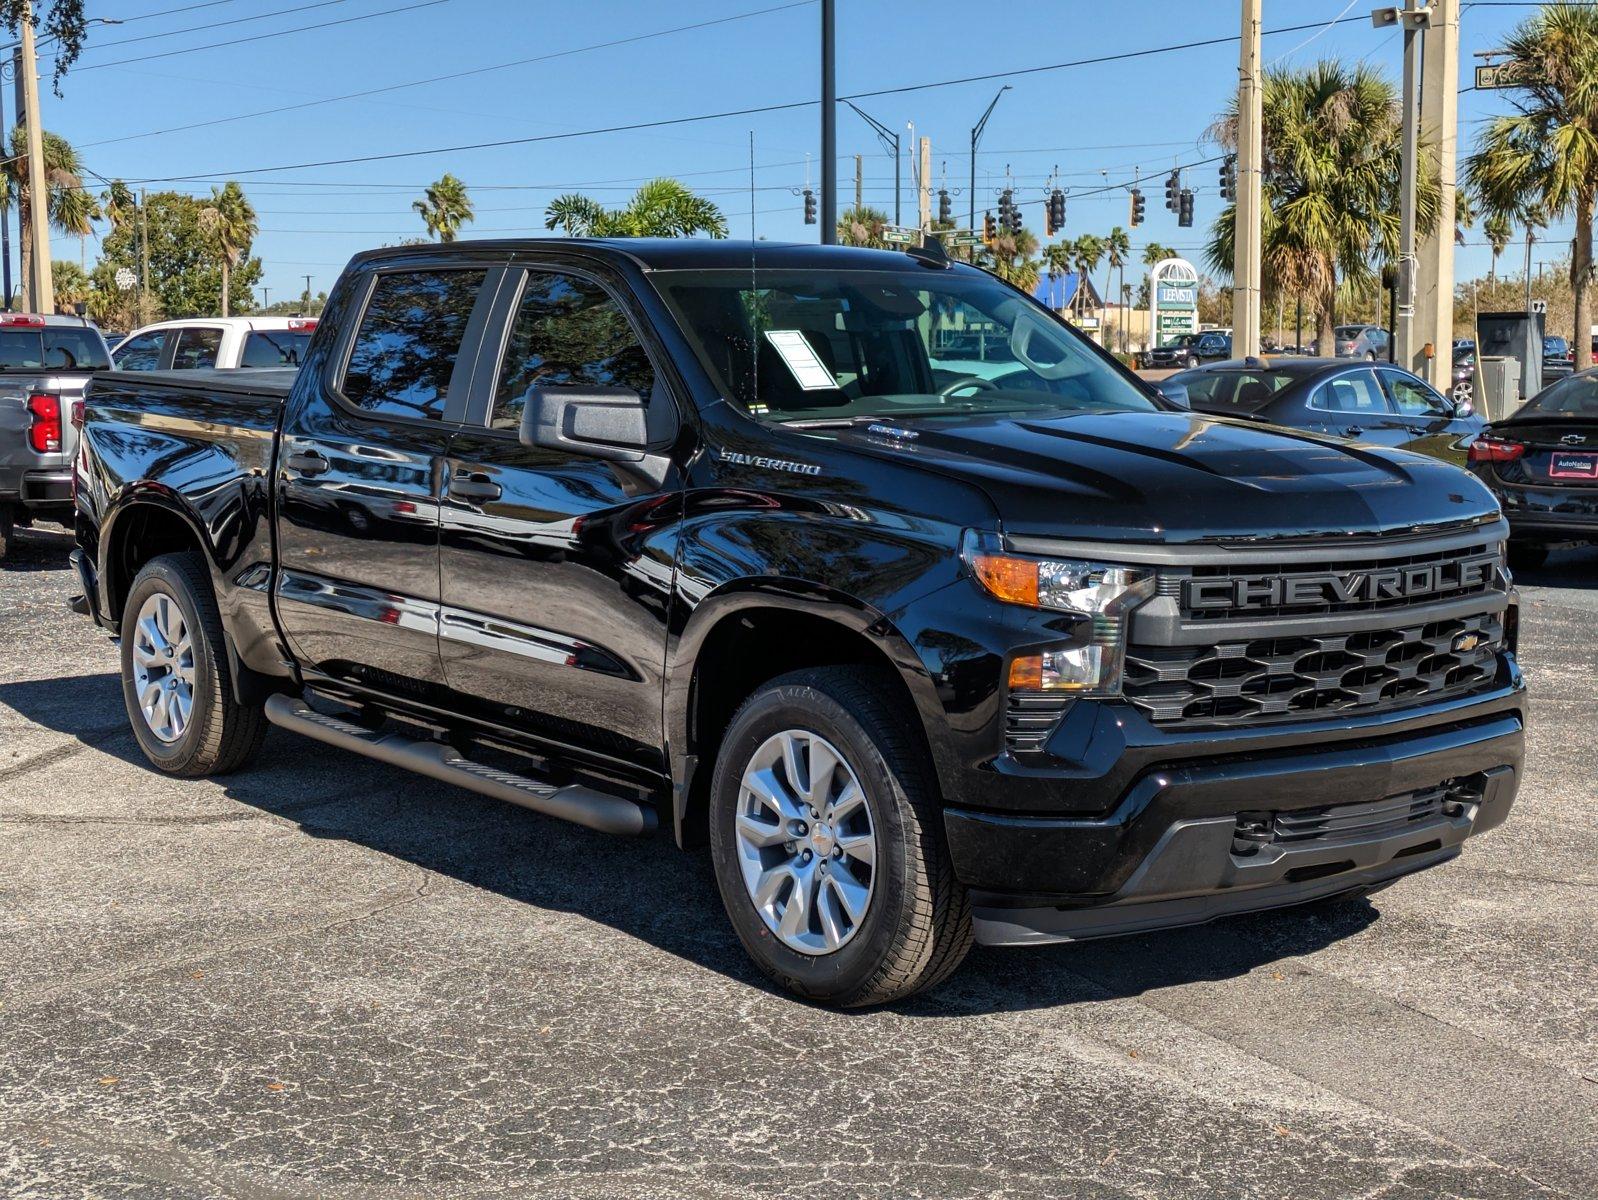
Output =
[
  {"x1": 100, "y1": 492, "x2": 213, "y2": 627},
  {"x1": 667, "y1": 581, "x2": 947, "y2": 850}
]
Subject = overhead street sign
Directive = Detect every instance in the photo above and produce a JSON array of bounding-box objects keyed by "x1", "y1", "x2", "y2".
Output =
[
  {"x1": 880, "y1": 226, "x2": 919, "y2": 245},
  {"x1": 944, "y1": 230, "x2": 985, "y2": 247},
  {"x1": 1475, "y1": 60, "x2": 1529, "y2": 90}
]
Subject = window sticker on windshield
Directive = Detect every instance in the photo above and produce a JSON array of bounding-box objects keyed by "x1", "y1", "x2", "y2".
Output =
[{"x1": 764, "y1": 330, "x2": 838, "y2": 390}]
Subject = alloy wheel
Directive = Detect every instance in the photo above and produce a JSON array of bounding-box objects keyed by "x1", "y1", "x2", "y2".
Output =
[
  {"x1": 131, "y1": 591, "x2": 196, "y2": 743},
  {"x1": 733, "y1": 729, "x2": 877, "y2": 956}
]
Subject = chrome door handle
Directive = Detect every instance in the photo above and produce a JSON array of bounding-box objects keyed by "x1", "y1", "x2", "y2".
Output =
[
  {"x1": 285, "y1": 450, "x2": 329, "y2": 476},
  {"x1": 448, "y1": 472, "x2": 502, "y2": 502}
]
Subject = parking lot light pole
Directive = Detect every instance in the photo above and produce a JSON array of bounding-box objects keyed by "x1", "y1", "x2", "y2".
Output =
[
  {"x1": 845, "y1": 101, "x2": 901, "y2": 226},
  {"x1": 969, "y1": 86, "x2": 1010, "y2": 231}
]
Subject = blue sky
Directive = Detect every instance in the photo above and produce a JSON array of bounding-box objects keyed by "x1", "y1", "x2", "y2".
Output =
[{"x1": 29, "y1": 0, "x2": 1574, "y2": 302}]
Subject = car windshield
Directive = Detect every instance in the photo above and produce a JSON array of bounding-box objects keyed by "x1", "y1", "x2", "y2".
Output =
[
  {"x1": 1334, "y1": 326, "x2": 1367, "y2": 340},
  {"x1": 1543, "y1": 337, "x2": 1568, "y2": 356},
  {"x1": 1175, "y1": 368, "x2": 1296, "y2": 413},
  {"x1": 0, "y1": 326, "x2": 111, "y2": 370},
  {"x1": 654, "y1": 267, "x2": 1159, "y2": 424},
  {"x1": 1520, "y1": 374, "x2": 1598, "y2": 417}
]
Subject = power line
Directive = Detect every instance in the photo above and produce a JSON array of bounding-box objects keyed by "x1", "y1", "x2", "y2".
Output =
[
  {"x1": 107, "y1": 18, "x2": 1381, "y2": 185},
  {"x1": 75, "y1": 0, "x2": 356, "y2": 54},
  {"x1": 79, "y1": 1, "x2": 816, "y2": 150},
  {"x1": 116, "y1": 0, "x2": 253, "y2": 22},
  {"x1": 72, "y1": 0, "x2": 448, "y2": 73}
]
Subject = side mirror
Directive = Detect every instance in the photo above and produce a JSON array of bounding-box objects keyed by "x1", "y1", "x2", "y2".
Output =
[
  {"x1": 520, "y1": 384, "x2": 674, "y2": 486},
  {"x1": 1152, "y1": 380, "x2": 1190, "y2": 409}
]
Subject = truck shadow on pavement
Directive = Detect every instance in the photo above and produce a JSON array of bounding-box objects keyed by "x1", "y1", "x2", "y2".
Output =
[{"x1": 3, "y1": 669, "x2": 1381, "y2": 1016}]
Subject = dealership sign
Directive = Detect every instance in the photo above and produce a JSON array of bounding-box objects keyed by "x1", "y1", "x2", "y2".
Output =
[{"x1": 1148, "y1": 258, "x2": 1199, "y2": 344}]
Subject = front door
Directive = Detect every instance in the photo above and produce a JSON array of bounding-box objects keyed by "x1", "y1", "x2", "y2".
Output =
[
  {"x1": 437, "y1": 265, "x2": 681, "y2": 769},
  {"x1": 1305, "y1": 368, "x2": 1407, "y2": 446},
  {"x1": 274, "y1": 264, "x2": 501, "y2": 693},
  {"x1": 1378, "y1": 367, "x2": 1480, "y2": 465}
]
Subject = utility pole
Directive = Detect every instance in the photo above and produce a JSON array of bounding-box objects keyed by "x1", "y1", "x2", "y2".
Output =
[
  {"x1": 917, "y1": 137, "x2": 932, "y2": 232},
  {"x1": 0, "y1": 59, "x2": 11, "y2": 310},
  {"x1": 1378, "y1": 2, "x2": 1431, "y2": 375},
  {"x1": 1232, "y1": 0, "x2": 1263, "y2": 358},
  {"x1": 969, "y1": 86, "x2": 1010, "y2": 231},
  {"x1": 1523, "y1": 226, "x2": 1534, "y2": 315},
  {"x1": 1413, "y1": 0, "x2": 1457, "y2": 388},
  {"x1": 304, "y1": 274, "x2": 314, "y2": 313},
  {"x1": 139, "y1": 188, "x2": 150, "y2": 324},
  {"x1": 819, "y1": 0, "x2": 836, "y2": 244},
  {"x1": 18, "y1": 3, "x2": 51, "y2": 314},
  {"x1": 854, "y1": 155, "x2": 862, "y2": 212},
  {"x1": 260, "y1": 286, "x2": 270, "y2": 312}
]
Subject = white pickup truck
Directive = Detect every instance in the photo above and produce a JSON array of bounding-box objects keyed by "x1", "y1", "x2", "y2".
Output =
[{"x1": 111, "y1": 316, "x2": 318, "y2": 372}]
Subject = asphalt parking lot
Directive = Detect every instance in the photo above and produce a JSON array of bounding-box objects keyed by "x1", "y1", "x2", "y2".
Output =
[{"x1": 3, "y1": 523, "x2": 1596, "y2": 1200}]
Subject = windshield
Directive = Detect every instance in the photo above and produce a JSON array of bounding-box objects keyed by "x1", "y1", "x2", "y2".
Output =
[
  {"x1": 654, "y1": 267, "x2": 1158, "y2": 423},
  {"x1": 241, "y1": 330, "x2": 313, "y2": 368},
  {"x1": 1521, "y1": 374, "x2": 1598, "y2": 417},
  {"x1": 1543, "y1": 337, "x2": 1568, "y2": 356},
  {"x1": 0, "y1": 327, "x2": 111, "y2": 370},
  {"x1": 1334, "y1": 326, "x2": 1368, "y2": 340}
]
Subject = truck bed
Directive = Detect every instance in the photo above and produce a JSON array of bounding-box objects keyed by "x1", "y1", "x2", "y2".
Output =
[{"x1": 91, "y1": 366, "x2": 299, "y2": 400}]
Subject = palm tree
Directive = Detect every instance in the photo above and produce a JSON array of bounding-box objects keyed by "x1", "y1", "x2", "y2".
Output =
[
  {"x1": 1104, "y1": 226, "x2": 1130, "y2": 345},
  {"x1": 1465, "y1": 4, "x2": 1598, "y2": 368},
  {"x1": 412, "y1": 173, "x2": 474, "y2": 243},
  {"x1": 4, "y1": 124, "x2": 90, "y2": 311},
  {"x1": 101, "y1": 179, "x2": 136, "y2": 232},
  {"x1": 982, "y1": 226, "x2": 1042, "y2": 291},
  {"x1": 545, "y1": 178, "x2": 727, "y2": 238},
  {"x1": 197, "y1": 182, "x2": 257, "y2": 318},
  {"x1": 1204, "y1": 59, "x2": 1434, "y2": 352},
  {"x1": 1071, "y1": 233, "x2": 1105, "y2": 322},
  {"x1": 1484, "y1": 212, "x2": 1514, "y2": 284},
  {"x1": 1142, "y1": 242, "x2": 1175, "y2": 267},
  {"x1": 836, "y1": 204, "x2": 890, "y2": 248}
]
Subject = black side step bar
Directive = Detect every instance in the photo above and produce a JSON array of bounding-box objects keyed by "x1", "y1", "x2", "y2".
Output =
[{"x1": 264, "y1": 695, "x2": 657, "y2": 836}]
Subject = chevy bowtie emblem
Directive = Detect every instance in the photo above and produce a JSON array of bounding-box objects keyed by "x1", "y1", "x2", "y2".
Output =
[
  {"x1": 1562, "y1": 433, "x2": 1586, "y2": 445},
  {"x1": 1453, "y1": 632, "x2": 1483, "y2": 653}
]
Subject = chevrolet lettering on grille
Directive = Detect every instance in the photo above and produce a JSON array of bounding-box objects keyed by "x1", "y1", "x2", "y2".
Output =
[{"x1": 1184, "y1": 552, "x2": 1498, "y2": 612}]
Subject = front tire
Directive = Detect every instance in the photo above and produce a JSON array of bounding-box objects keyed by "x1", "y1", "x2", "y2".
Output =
[
  {"x1": 708, "y1": 667, "x2": 971, "y2": 1007},
  {"x1": 0, "y1": 504, "x2": 13, "y2": 562},
  {"x1": 119, "y1": 552, "x2": 268, "y2": 776},
  {"x1": 1185, "y1": 355, "x2": 1199, "y2": 369}
]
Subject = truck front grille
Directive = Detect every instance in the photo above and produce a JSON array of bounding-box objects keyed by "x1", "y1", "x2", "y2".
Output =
[{"x1": 1123, "y1": 613, "x2": 1501, "y2": 727}]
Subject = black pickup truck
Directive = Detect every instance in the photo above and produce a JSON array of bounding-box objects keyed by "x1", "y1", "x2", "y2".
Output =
[{"x1": 71, "y1": 239, "x2": 1527, "y2": 1006}]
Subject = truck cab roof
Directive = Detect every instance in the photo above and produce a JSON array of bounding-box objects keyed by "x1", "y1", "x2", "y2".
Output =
[{"x1": 347, "y1": 237, "x2": 974, "y2": 274}]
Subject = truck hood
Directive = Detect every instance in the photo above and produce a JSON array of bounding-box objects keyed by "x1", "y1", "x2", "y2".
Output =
[{"x1": 837, "y1": 409, "x2": 1499, "y2": 543}]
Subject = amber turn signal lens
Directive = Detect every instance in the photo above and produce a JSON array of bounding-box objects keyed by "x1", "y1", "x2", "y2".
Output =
[
  {"x1": 972, "y1": 553, "x2": 1038, "y2": 607},
  {"x1": 1008, "y1": 655, "x2": 1045, "y2": 690}
]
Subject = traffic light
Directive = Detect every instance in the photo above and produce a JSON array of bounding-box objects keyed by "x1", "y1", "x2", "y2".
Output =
[
  {"x1": 1219, "y1": 155, "x2": 1236, "y2": 203},
  {"x1": 1129, "y1": 187, "x2": 1146, "y2": 227},
  {"x1": 1164, "y1": 169, "x2": 1180, "y2": 213},
  {"x1": 1008, "y1": 196, "x2": 1023, "y2": 235},
  {"x1": 803, "y1": 188, "x2": 816, "y2": 225},
  {"x1": 982, "y1": 210, "x2": 996, "y2": 245},
  {"x1": 997, "y1": 188, "x2": 1014, "y2": 229},
  {"x1": 937, "y1": 188, "x2": 951, "y2": 224},
  {"x1": 1177, "y1": 188, "x2": 1194, "y2": 228},
  {"x1": 1047, "y1": 188, "x2": 1066, "y2": 235}
]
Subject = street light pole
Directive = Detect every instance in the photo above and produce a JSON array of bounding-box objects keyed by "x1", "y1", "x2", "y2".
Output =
[
  {"x1": 969, "y1": 85, "x2": 1010, "y2": 230},
  {"x1": 844, "y1": 101, "x2": 900, "y2": 226},
  {"x1": 820, "y1": 0, "x2": 836, "y2": 244}
]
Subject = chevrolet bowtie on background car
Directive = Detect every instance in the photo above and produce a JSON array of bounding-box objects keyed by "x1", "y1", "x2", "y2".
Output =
[
  {"x1": 1468, "y1": 367, "x2": 1598, "y2": 569},
  {"x1": 0, "y1": 312, "x2": 114, "y2": 561},
  {"x1": 70, "y1": 239, "x2": 1526, "y2": 1006}
]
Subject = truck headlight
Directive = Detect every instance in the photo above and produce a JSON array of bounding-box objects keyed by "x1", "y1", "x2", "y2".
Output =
[{"x1": 962, "y1": 531, "x2": 1154, "y2": 695}]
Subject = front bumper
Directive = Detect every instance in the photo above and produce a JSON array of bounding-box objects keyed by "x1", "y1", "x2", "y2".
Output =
[{"x1": 946, "y1": 688, "x2": 1524, "y2": 945}]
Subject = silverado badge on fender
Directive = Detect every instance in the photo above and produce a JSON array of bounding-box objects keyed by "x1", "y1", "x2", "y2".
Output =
[{"x1": 1185, "y1": 552, "x2": 1499, "y2": 611}]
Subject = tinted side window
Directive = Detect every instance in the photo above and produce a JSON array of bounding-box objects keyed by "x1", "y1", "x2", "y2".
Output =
[
  {"x1": 115, "y1": 331, "x2": 165, "y2": 371},
  {"x1": 241, "y1": 330, "x2": 313, "y2": 368},
  {"x1": 172, "y1": 327, "x2": 224, "y2": 369},
  {"x1": 343, "y1": 270, "x2": 486, "y2": 420},
  {"x1": 1384, "y1": 371, "x2": 1451, "y2": 417},
  {"x1": 1313, "y1": 371, "x2": 1391, "y2": 415},
  {"x1": 490, "y1": 272, "x2": 655, "y2": 431}
]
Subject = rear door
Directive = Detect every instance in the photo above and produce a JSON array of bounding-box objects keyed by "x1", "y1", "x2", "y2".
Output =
[
  {"x1": 170, "y1": 326, "x2": 228, "y2": 370},
  {"x1": 274, "y1": 261, "x2": 505, "y2": 693},
  {"x1": 111, "y1": 329, "x2": 169, "y2": 371},
  {"x1": 435, "y1": 262, "x2": 682, "y2": 769},
  {"x1": 1378, "y1": 367, "x2": 1479, "y2": 465}
]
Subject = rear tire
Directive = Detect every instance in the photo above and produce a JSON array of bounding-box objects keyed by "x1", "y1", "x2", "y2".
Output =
[
  {"x1": 1507, "y1": 542, "x2": 1548, "y2": 572},
  {"x1": 0, "y1": 504, "x2": 12, "y2": 562},
  {"x1": 708, "y1": 666, "x2": 972, "y2": 1007},
  {"x1": 119, "y1": 552, "x2": 268, "y2": 777}
]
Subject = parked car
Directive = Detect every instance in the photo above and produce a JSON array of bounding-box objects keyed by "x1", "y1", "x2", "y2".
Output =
[
  {"x1": 1467, "y1": 367, "x2": 1598, "y2": 568},
  {"x1": 72, "y1": 239, "x2": 1525, "y2": 1006},
  {"x1": 0, "y1": 312, "x2": 113, "y2": 560},
  {"x1": 1167, "y1": 357, "x2": 1484, "y2": 466},
  {"x1": 1451, "y1": 345, "x2": 1477, "y2": 407},
  {"x1": 1138, "y1": 333, "x2": 1201, "y2": 370},
  {"x1": 1332, "y1": 324, "x2": 1391, "y2": 360},
  {"x1": 1541, "y1": 336, "x2": 1574, "y2": 384},
  {"x1": 113, "y1": 316, "x2": 319, "y2": 372}
]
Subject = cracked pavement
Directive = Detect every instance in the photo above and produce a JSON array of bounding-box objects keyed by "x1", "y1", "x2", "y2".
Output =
[{"x1": 3, "y1": 524, "x2": 1596, "y2": 1199}]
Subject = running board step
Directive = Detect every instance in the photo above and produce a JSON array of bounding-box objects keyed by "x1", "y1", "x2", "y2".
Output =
[{"x1": 264, "y1": 694, "x2": 657, "y2": 836}]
